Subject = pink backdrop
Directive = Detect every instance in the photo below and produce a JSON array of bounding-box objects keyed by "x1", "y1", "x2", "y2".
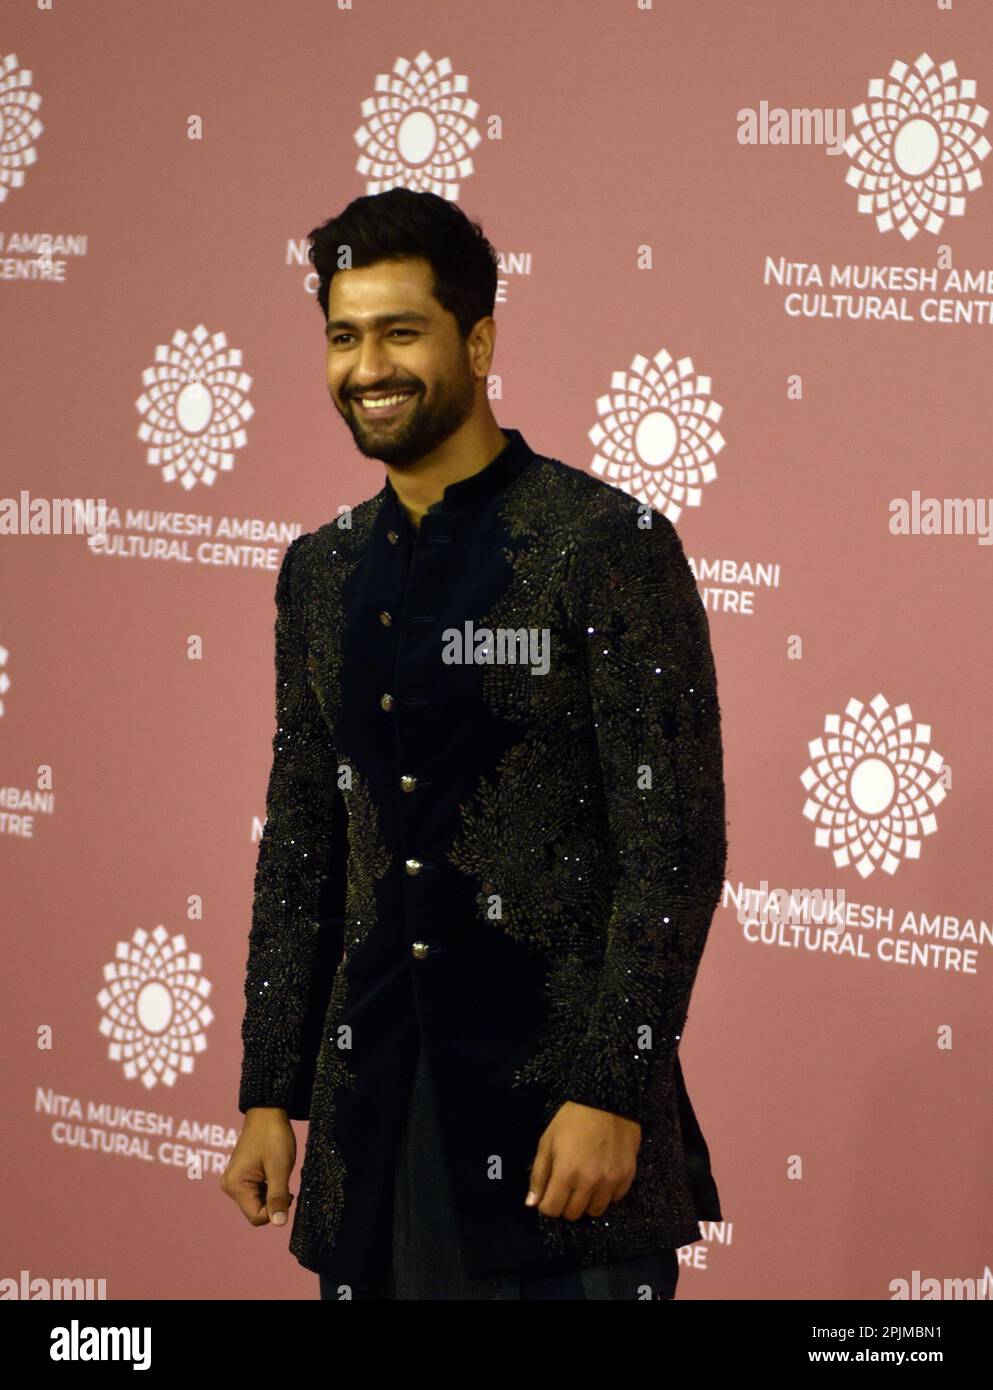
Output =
[{"x1": 2, "y1": 0, "x2": 990, "y2": 1301}]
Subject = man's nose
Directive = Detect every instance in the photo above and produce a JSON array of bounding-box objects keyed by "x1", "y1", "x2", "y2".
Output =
[{"x1": 351, "y1": 338, "x2": 395, "y2": 384}]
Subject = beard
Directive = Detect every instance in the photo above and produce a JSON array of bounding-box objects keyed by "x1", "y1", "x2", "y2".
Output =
[{"x1": 337, "y1": 361, "x2": 477, "y2": 466}]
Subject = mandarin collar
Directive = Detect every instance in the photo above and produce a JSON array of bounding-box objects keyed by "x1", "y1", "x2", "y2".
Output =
[{"x1": 381, "y1": 427, "x2": 534, "y2": 524}]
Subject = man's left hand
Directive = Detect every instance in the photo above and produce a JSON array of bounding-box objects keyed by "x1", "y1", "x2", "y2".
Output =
[{"x1": 525, "y1": 1101, "x2": 641, "y2": 1219}]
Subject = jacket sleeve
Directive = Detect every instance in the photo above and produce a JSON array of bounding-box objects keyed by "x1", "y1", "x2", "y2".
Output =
[
  {"x1": 238, "y1": 533, "x2": 348, "y2": 1120},
  {"x1": 563, "y1": 506, "x2": 727, "y2": 1126}
]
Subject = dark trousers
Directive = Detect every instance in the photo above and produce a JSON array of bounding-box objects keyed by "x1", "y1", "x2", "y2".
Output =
[
  {"x1": 320, "y1": 1258, "x2": 678, "y2": 1300},
  {"x1": 318, "y1": 1044, "x2": 680, "y2": 1301}
]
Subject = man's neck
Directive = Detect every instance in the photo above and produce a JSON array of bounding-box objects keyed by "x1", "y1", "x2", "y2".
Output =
[{"x1": 387, "y1": 416, "x2": 509, "y2": 529}]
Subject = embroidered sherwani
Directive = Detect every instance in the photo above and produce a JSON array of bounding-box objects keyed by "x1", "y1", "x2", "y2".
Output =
[{"x1": 238, "y1": 427, "x2": 727, "y2": 1288}]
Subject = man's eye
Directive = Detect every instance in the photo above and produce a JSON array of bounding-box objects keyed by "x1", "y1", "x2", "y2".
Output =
[{"x1": 330, "y1": 329, "x2": 416, "y2": 345}]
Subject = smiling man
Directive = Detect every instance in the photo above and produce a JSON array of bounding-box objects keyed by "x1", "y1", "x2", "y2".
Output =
[{"x1": 222, "y1": 188, "x2": 728, "y2": 1300}]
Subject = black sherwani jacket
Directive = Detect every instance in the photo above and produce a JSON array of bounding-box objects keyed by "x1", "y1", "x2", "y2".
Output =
[{"x1": 238, "y1": 427, "x2": 727, "y2": 1285}]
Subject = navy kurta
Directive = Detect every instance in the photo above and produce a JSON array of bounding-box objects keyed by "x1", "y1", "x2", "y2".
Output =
[
  {"x1": 238, "y1": 427, "x2": 727, "y2": 1287},
  {"x1": 329, "y1": 1039, "x2": 681, "y2": 1299}
]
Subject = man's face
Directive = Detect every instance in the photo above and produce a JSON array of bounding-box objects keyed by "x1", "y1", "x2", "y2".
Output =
[{"x1": 325, "y1": 256, "x2": 480, "y2": 466}]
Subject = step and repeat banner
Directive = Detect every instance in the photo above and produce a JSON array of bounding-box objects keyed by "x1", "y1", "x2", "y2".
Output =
[{"x1": 2, "y1": 0, "x2": 990, "y2": 1302}]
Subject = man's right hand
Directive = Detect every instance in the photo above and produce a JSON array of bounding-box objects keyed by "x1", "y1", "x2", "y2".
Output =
[{"x1": 220, "y1": 1108, "x2": 297, "y2": 1227}]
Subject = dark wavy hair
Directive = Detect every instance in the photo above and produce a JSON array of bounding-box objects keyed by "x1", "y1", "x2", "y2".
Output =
[{"x1": 307, "y1": 188, "x2": 499, "y2": 341}]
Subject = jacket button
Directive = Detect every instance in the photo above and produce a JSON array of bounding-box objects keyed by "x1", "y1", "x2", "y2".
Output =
[
  {"x1": 387, "y1": 530, "x2": 399, "y2": 545},
  {"x1": 400, "y1": 774, "x2": 417, "y2": 792},
  {"x1": 381, "y1": 693, "x2": 394, "y2": 711},
  {"x1": 411, "y1": 941, "x2": 430, "y2": 959},
  {"x1": 405, "y1": 858, "x2": 422, "y2": 875},
  {"x1": 379, "y1": 610, "x2": 393, "y2": 627}
]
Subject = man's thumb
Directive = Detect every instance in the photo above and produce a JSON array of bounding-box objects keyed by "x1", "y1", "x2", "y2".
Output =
[
  {"x1": 265, "y1": 1165, "x2": 292, "y2": 1226},
  {"x1": 526, "y1": 1140, "x2": 550, "y2": 1207}
]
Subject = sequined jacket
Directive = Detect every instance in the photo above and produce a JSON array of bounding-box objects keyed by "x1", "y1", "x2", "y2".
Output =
[{"x1": 238, "y1": 427, "x2": 728, "y2": 1284}]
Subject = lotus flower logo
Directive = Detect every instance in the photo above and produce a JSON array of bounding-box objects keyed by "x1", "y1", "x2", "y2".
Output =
[
  {"x1": 588, "y1": 349, "x2": 725, "y2": 521},
  {"x1": 135, "y1": 324, "x2": 254, "y2": 489},
  {"x1": 800, "y1": 694, "x2": 948, "y2": 877},
  {"x1": 844, "y1": 51, "x2": 991, "y2": 239},
  {"x1": 98, "y1": 926, "x2": 213, "y2": 1089},
  {"x1": 0, "y1": 51, "x2": 43, "y2": 202},
  {"x1": 354, "y1": 49, "x2": 481, "y2": 195}
]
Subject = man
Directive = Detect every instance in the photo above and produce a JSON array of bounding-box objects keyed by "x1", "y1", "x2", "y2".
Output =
[{"x1": 221, "y1": 188, "x2": 727, "y2": 1300}]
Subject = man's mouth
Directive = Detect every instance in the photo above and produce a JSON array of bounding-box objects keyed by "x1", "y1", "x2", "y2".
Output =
[{"x1": 352, "y1": 390, "x2": 418, "y2": 421}]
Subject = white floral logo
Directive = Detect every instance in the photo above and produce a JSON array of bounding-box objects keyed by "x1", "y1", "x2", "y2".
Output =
[
  {"x1": 800, "y1": 693, "x2": 947, "y2": 878},
  {"x1": 354, "y1": 49, "x2": 481, "y2": 195},
  {"x1": 588, "y1": 349, "x2": 725, "y2": 521},
  {"x1": 844, "y1": 51, "x2": 991, "y2": 240},
  {"x1": 98, "y1": 926, "x2": 213, "y2": 1089},
  {"x1": 135, "y1": 324, "x2": 253, "y2": 489},
  {"x1": 0, "y1": 52, "x2": 43, "y2": 202}
]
